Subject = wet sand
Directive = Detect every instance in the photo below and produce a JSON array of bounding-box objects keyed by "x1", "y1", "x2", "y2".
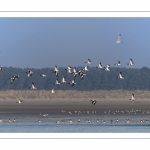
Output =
[{"x1": 0, "y1": 98, "x2": 150, "y2": 112}]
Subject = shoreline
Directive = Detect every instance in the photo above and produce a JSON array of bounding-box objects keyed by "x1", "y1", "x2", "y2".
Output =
[{"x1": 0, "y1": 90, "x2": 150, "y2": 112}]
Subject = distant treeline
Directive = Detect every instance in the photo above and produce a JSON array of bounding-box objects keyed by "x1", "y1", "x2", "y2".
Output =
[{"x1": 0, "y1": 66, "x2": 150, "y2": 90}]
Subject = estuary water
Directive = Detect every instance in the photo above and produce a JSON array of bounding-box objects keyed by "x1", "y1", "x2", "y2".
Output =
[{"x1": 0, "y1": 110, "x2": 150, "y2": 133}]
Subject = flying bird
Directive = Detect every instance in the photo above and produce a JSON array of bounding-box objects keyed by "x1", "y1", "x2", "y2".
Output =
[
  {"x1": 117, "y1": 72, "x2": 124, "y2": 79},
  {"x1": 127, "y1": 58, "x2": 134, "y2": 66},
  {"x1": 103, "y1": 64, "x2": 110, "y2": 71},
  {"x1": 85, "y1": 59, "x2": 91, "y2": 64},
  {"x1": 54, "y1": 79, "x2": 61, "y2": 85},
  {"x1": 116, "y1": 34, "x2": 122, "y2": 43},
  {"x1": 25, "y1": 70, "x2": 33, "y2": 77},
  {"x1": 90, "y1": 99, "x2": 97, "y2": 105},
  {"x1": 30, "y1": 82, "x2": 37, "y2": 90},
  {"x1": 68, "y1": 79, "x2": 76, "y2": 86},
  {"x1": 96, "y1": 63, "x2": 103, "y2": 68},
  {"x1": 52, "y1": 66, "x2": 59, "y2": 76},
  {"x1": 40, "y1": 73, "x2": 46, "y2": 77},
  {"x1": 0, "y1": 66, "x2": 2, "y2": 71},
  {"x1": 114, "y1": 61, "x2": 121, "y2": 66},
  {"x1": 61, "y1": 77, "x2": 67, "y2": 83}
]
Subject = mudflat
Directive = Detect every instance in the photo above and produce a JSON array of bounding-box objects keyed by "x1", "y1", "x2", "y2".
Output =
[{"x1": 0, "y1": 98, "x2": 150, "y2": 112}]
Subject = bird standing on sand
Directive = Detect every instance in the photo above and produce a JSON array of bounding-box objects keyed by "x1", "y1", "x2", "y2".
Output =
[
  {"x1": 16, "y1": 99, "x2": 23, "y2": 104},
  {"x1": 129, "y1": 93, "x2": 135, "y2": 101},
  {"x1": 51, "y1": 88, "x2": 55, "y2": 94}
]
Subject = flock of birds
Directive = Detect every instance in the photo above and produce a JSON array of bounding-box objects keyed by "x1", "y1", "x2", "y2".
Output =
[{"x1": 0, "y1": 34, "x2": 146, "y2": 125}]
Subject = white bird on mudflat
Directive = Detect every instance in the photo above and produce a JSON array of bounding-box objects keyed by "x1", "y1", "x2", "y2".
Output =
[
  {"x1": 54, "y1": 79, "x2": 61, "y2": 85},
  {"x1": 114, "y1": 61, "x2": 121, "y2": 66},
  {"x1": 68, "y1": 119, "x2": 73, "y2": 124},
  {"x1": 78, "y1": 118, "x2": 80, "y2": 123},
  {"x1": 40, "y1": 73, "x2": 46, "y2": 77},
  {"x1": 30, "y1": 82, "x2": 37, "y2": 90},
  {"x1": 25, "y1": 70, "x2": 33, "y2": 77},
  {"x1": 68, "y1": 79, "x2": 76, "y2": 86},
  {"x1": 85, "y1": 59, "x2": 91, "y2": 64},
  {"x1": 51, "y1": 88, "x2": 55, "y2": 94},
  {"x1": 38, "y1": 120, "x2": 41, "y2": 123},
  {"x1": 127, "y1": 58, "x2": 134, "y2": 66},
  {"x1": 42, "y1": 114, "x2": 48, "y2": 117},
  {"x1": 16, "y1": 99, "x2": 23, "y2": 104},
  {"x1": 117, "y1": 72, "x2": 124, "y2": 79},
  {"x1": 96, "y1": 63, "x2": 103, "y2": 69},
  {"x1": 129, "y1": 93, "x2": 135, "y2": 101},
  {"x1": 116, "y1": 34, "x2": 122, "y2": 43}
]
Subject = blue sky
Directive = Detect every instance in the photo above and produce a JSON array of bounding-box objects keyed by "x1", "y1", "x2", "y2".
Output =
[{"x1": 0, "y1": 17, "x2": 150, "y2": 69}]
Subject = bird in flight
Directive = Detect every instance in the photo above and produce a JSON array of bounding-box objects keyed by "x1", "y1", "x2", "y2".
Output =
[{"x1": 116, "y1": 34, "x2": 122, "y2": 43}]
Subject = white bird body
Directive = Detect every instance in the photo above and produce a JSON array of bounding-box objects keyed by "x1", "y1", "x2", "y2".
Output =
[
  {"x1": 51, "y1": 89, "x2": 55, "y2": 93},
  {"x1": 83, "y1": 66, "x2": 89, "y2": 71},
  {"x1": 61, "y1": 77, "x2": 67, "y2": 83},
  {"x1": 40, "y1": 73, "x2": 46, "y2": 77},
  {"x1": 16, "y1": 99, "x2": 23, "y2": 104}
]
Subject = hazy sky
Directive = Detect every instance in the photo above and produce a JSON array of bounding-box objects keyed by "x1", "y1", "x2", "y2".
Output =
[{"x1": 0, "y1": 17, "x2": 150, "y2": 69}]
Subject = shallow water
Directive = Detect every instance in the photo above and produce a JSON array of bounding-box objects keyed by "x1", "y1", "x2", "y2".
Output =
[{"x1": 0, "y1": 110, "x2": 150, "y2": 132}]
